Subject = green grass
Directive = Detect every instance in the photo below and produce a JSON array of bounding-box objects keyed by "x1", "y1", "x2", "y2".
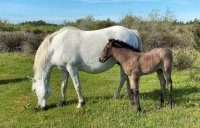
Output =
[{"x1": 0, "y1": 52, "x2": 200, "y2": 127}]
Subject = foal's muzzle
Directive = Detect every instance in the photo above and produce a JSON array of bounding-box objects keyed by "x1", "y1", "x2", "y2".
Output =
[{"x1": 99, "y1": 58, "x2": 106, "y2": 63}]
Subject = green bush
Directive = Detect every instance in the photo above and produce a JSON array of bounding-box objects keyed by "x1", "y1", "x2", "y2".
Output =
[
  {"x1": 0, "y1": 20, "x2": 19, "y2": 31},
  {"x1": 119, "y1": 13, "x2": 142, "y2": 29},
  {"x1": 140, "y1": 28, "x2": 195, "y2": 51},
  {"x1": 173, "y1": 49, "x2": 198, "y2": 70},
  {"x1": 192, "y1": 23, "x2": 200, "y2": 51}
]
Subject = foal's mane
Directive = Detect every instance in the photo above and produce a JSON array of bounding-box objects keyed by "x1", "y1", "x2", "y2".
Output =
[{"x1": 109, "y1": 39, "x2": 141, "y2": 52}]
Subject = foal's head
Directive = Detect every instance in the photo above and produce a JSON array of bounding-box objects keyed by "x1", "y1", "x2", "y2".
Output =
[
  {"x1": 99, "y1": 39, "x2": 140, "y2": 63},
  {"x1": 99, "y1": 39, "x2": 115, "y2": 63}
]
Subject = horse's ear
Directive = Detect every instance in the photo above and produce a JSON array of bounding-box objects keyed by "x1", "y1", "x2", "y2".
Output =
[{"x1": 27, "y1": 76, "x2": 36, "y2": 82}]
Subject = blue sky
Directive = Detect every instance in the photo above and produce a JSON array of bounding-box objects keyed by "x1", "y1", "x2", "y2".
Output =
[{"x1": 0, "y1": 0, "x2": 200, "y2": 24}]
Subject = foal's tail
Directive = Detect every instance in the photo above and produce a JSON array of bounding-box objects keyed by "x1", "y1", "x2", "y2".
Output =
[{"x1": 167, "y1": 48, "x2": 173, "y2": 67}]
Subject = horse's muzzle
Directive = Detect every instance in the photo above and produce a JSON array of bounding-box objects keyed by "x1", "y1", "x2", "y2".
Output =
[{"x1": 38, "y1": 105, "x2": 46, "y2": 110}]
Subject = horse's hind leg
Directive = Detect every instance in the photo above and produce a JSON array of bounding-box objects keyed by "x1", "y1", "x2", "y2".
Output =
[
  {"x1": 156, "y1": 69, "x2": 166, "y2": 108},
  {"x1": 57, "y1": 70, "x2": 69, "y2": 107},
  {"x1": 67, "y1": 65, "x2": 85, "y2": 108},
  {"x1": 164, "y1": 68, "x2": 173, "y2": 109}
]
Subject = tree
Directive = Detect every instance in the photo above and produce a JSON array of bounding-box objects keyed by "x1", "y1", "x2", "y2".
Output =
[{"x1": 120, "y1": 12, "x2": 142, "y2": 29}]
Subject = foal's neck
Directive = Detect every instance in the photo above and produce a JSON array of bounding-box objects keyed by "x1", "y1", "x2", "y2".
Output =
[{"x1": 112, "y1": 47, "x2": 138, "y2": 64}]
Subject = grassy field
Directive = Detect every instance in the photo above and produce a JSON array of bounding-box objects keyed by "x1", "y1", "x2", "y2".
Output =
[{"x1": 0, "y1": 52, "x2": 200, "y2": 128}]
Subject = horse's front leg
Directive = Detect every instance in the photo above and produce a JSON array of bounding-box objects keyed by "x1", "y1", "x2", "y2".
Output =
[
  {"x1": 67, "y1": 65, "x2": 85, "y2": 108},
  {"x1": 113, "y1": 66, "x2": 127, "y2": 99},
  {"x1": 57, "y1": 70, "x2": 69, "y2": 107},
  {"x1": 128, "y1": 75, "x2": 141, "y2": 112},
  {"x1": 113, "y1": 66, "x2": 131, "y2": 99}
]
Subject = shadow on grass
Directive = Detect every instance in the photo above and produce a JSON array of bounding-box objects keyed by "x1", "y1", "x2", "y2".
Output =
[
  {"x1": 141, "y1": 87, "x2": 200, "y2": 106},
  {"x1": 43, "y1": 87, "x2": 200, "y2": 111},
  {"x1": 44, "y1": 95, "x2": 113, "y2": 110},
  {"x1": 0, "y1": 77, "x2": 28, "y2": 85}
]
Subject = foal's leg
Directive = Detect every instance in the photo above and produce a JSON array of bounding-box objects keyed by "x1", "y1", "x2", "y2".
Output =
[
  {"x1": 113, "y1": 66, "x2": 130, "y2": 99},
  {"x1": 67, "y1": 65, "x2": 85, "y2": 108},
  {"x1": 57, "y1": 70, "x2": 69, "y2": 106},
  {"x1": 164, "y1": 69, "x2": 173, "y2": 109},
  {"x1": 156, "y1": 69, "x2": 166, "y2": 108},
  {"x1": 128, "y1": 75, "x2": 141, "y2": 112}
]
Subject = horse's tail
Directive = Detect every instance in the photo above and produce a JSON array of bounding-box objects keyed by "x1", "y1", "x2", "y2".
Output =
[{"x1": 132, "y1": 30, "x2": 143, "y2": 52}]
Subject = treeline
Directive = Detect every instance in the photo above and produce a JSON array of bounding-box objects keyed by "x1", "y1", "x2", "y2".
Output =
[
  {"x1": 0, "y1": 10, "x2": 200, "y2": 70},
  {"x1": 0, "y1": 10, "x2": 200, "y2": 52}
]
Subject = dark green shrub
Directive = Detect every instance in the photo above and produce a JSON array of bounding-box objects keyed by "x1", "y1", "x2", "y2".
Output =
[
  {"x1": 23, "y1": 33, "x2": 45, "y2": 54},
  {"x1": 0, "y1": 31, "x2": 25, "y2": 52},
  {"x1": 0, "y1": 31, "x2": 45, "y2": 54},
  {"x1": 192, "y1": 23, "x2": 200, "y2": 51}
]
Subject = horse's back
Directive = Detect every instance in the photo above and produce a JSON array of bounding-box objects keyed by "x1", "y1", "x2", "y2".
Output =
[{"x1": 46, "y1": 26, "x2": 142, "y2": 73}]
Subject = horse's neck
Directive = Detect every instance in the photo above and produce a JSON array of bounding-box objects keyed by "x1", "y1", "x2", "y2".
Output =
[{"x1": 34, "y1": 62, "x2": 53, "y2": 81}]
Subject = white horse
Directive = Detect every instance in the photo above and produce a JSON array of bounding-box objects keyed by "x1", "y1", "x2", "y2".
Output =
[{"x1": 29, "y1": 26, "x2": 143, "y2": 109}]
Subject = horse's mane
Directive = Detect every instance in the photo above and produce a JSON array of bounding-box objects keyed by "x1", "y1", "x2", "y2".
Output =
[
  {"x1": 109, "y1": 39, "x2": 141, "y2": 52},
  {"x1": 33, "y1": 26, "x2": 79, "y2": 74}
]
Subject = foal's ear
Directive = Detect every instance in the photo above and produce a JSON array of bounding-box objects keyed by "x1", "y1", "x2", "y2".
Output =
[
  {"x1": 27, "y1": 76, "x2": 36, "y2": 82},
  {"x1": 108, "y1": 38, "x2": 115, "y2": 42}
]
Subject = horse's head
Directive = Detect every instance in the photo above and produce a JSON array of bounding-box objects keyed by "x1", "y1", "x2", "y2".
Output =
[
  {"x1": 28, "y1": 76, "x2": 51, "y2": 109},
  {"x1": 99, "y1": 39, "x2": 115, "y2": 63}
]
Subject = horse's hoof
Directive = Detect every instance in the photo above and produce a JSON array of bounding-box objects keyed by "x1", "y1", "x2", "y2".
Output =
[
  {"x1": 168, "y1": 102, "x2": 173, "y2": 109},
  {"x1": 37, "y1": 105, "x2": 46, "y2": 111},
  {"x1": 57, "y1": 101, "x2": 66, "y2": 107},
  {"x1": 112, "y1": 96, "x2": 117, "y2": 100},
  {"x1": 157, "y1": 105, "x2": 162, "y2": 109},
  {"x1": 77, "y1": 101, "x2": 85, "y2": 108}
]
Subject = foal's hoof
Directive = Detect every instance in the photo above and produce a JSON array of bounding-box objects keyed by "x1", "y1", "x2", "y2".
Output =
[
  {"x1": 157, "y1": 105, "x2": 162, "y2": 109},
  {"x1": 136, "y1": 109, "x2": 141, "y2": 114},
  {"x1": 136, "y1": 107, "x2": 141, "y2": 113},
  {"x1": 77, "y1": 101, "x2": 85, "y2": 108},
  {"x1": 57, "y1": 101, "x2": 66, "y2": 107},
  {"x1": 157, "y1": 104, "x2": 163, "y2": 109}
]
